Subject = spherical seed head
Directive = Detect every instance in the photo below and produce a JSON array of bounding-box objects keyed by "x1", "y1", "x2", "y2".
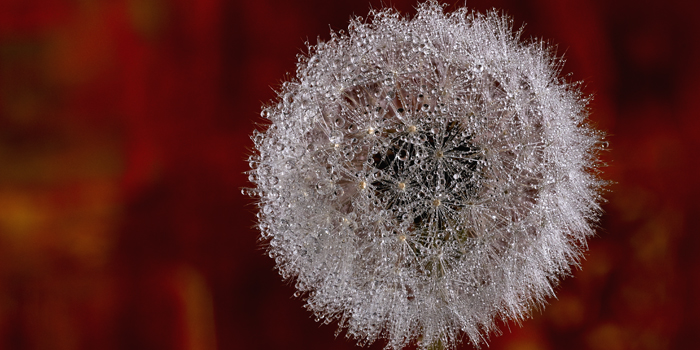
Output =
[{"x1": 247, "y1": 2, "x2": 606, "y2": 350}]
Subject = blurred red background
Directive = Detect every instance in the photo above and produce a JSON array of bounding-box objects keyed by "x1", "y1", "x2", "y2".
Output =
[{"x1": 0, "y1": 0, "x2": 699, "y2": 349}]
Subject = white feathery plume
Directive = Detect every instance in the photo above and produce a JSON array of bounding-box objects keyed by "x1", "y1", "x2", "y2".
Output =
[{"x1": 246, "y1": 2, "x2": 606, "y2": 349}]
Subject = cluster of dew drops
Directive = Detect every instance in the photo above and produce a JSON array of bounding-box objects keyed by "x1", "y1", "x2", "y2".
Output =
[{"x1": 245, "y1": 2, "x2": 603, "y2": 349}]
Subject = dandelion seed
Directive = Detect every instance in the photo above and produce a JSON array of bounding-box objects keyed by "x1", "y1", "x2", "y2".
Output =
[{"x1": 247, "y1": 2, "x2": 606, "y2": 349}]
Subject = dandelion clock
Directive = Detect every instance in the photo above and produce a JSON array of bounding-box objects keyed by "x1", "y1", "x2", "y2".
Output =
[{"x1": 246, "y1": 2, "x2": 606, "y2": 349}]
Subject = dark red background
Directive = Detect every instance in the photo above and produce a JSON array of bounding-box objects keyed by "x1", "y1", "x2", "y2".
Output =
[{"x1": 0, "y1": 0, "x2": 699, "y2": 349}]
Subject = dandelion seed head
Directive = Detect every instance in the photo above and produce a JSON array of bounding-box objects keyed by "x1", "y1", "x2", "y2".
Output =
[{"x1": 247, "y1": 2, "x2": 605, "y2": 349}]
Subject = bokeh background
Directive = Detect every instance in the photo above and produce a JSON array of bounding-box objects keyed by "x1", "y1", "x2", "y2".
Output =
[{"x1": 0, "y1": 0, "x2": 699, "y2": 349}]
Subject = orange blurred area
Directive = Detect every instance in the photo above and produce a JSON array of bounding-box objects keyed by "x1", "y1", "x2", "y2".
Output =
[{"x1": 0, "y1": 0, "x2": 699, "y2": 349}]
